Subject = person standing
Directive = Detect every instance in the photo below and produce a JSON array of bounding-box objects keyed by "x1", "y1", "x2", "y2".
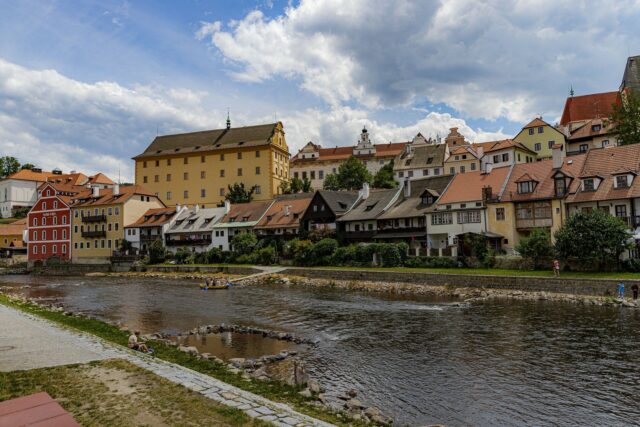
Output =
[
  {"x1": 632, "y1": 284, "x2": 639, "y2": 300},
  {"x1": 552, "y1": 259, "x2": 560, "y2": 277},
  {"x1": 618, "y1": 282, "x2": 625, "y2": 300}
]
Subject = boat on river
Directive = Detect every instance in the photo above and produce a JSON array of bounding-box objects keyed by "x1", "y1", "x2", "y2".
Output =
[{"x1": 199, "y1": 282, "x2": 230, "y2": 290}]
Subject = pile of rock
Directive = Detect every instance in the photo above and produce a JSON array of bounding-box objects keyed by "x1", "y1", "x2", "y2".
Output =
[
  {"x1": 335, "y1": 389, "x2": 392, "y2": 425},
  {"x1": 172, "y1": 323, "x2": 318, "y2": 346}
]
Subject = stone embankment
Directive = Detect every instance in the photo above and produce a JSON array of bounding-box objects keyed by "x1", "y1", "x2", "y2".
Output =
[{"x1": 268, "y1": 275, "x2": 640, "y2": 308}]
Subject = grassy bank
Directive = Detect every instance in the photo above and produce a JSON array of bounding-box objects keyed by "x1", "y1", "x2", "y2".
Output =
[
  {"x1": 0, "y1": 359, "x2": 267, "y2": 427},
  {"x1": 0, "y1": 294, "x2": 362, "y2": 426}
]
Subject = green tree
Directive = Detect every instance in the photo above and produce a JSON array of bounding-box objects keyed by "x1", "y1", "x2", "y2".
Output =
[
  {"x1": 611, "y1": 90, "x2": 640, "y2": 145},
  {"x1": 20, "y1": 163, "x2": 35, "y2": 170},
  {"x1": 554, "y1": 209, "x2": 631, "y2": 269},
  {"x1": 322, "y1": 173, "x2": 340, "y2": 190},
  {"x1": 372, "y1": 160, "x2": 397, "y2": 189},
  {"x1": 515, "y1": 228, "x2": 553, "y2": 269},
  {"x1": 279, "y1": 180, "x2": 292, "y2": 194},
  {"x1": 301, "y1": 177, "x2": 313, "y2": 193},
  {"x1": 225, "y1": 183, "x2": 256, "y2": 203},
  {"x1": 0, "y1": 156, "x2": 20, "y2": 177},
  {"x1": 290, "y1": 177, "x2": 303, "y2": 193},
  {"x1": 148, "y1": 239, "x2": 166, "y2": 264},
  {"x1": 231, "y1": 232, "x2": 258, "y2": 256},
  {"x1": 335, "y1": 156, "x2": 372, "y2": 190}
]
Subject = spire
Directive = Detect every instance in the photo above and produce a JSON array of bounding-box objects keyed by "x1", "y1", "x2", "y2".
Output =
[
  {"x1": 226, "y1": 109, "x2": 231, "y2": 130},
  {"x1": 569, "y1": 85, "x2": 574, "y2": 97}
]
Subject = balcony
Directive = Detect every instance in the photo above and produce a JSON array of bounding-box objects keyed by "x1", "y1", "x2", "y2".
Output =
[
  {"x1": 516, "y1": 217, "x2": 553, "y2": 229},
  {"x1": 81, "y1": 230, "x2": 106, "y2": 238},
  {"x1": 81, "y1": 214, "x2": 107, "y2": 223},
  {"x1": 165, "y1": 238, "x2": 212, "y2": 246}
]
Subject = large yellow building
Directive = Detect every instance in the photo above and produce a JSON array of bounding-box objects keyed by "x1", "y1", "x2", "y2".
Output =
[
  {"x1": 132, "y1": 121, "x2": 290, "y2": 207},
  {"x1": 70, "y1": 185, "x2": 164, "y2": 263},
  {"x1": 513, "y1": 117, "x2": 566, "y2": 159}
]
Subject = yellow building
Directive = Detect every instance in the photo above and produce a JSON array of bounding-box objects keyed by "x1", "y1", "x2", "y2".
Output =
[
  {"x1": 132, "y1": 121, "x2": 290, "y2": 207},
  {"x1": 486, "y1": 149, "x2": 586, "y2": 254},
  {"x1": 0, "y1": 218, "x2": 26, "y2": 247},
  {"x1": 444, "y1": 146, "x2": 481, "y2": 174},
  {"x1": 513, "y1": 117, "x2": 566, "y2": 160},
  {"x1": 70, "y1": 185, "x2": 164, "y2": 264}
]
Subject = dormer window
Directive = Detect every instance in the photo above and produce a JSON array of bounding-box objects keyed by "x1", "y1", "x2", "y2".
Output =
[
  {"x1": 615, "y1": 175, "x2": 631, "y2": 188},
  {"x1": 554, "y1": 177, "x2": 567, "y2": 197},
  {"x1": 422, "y1": 195, "x2": 435, "y2": 205},
  {"x1": 242, "y1": 216, "x2": 249, "y2": 222},
  {"x1": 517, "y1": 181, "x2": 536, "y2": 194},
  {"x1": 364, "y1": 202, "x2": 378, "y2": 212},
  {"x1": 583, "y1": 178, "x2": 595, "y2": 192},
  {"x1": 426, "y1": 157, "x2": 434, "y2": 164},
  {"x1": 592, "y1": 124, "x2": 602, "y2": 132}
]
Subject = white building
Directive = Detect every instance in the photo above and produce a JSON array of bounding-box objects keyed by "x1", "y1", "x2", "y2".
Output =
[
  {"x1": 211, "y1": 200, "x2": 273, "y2": 251},
  {"x1": 393, "y1": 134, "x2": 449, "y2": 181},
  {"x1": 164, "y1": 204, "x2": 228, "y2": 253}
]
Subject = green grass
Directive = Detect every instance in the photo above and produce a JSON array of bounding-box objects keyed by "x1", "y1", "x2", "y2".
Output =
[
  {"x1": 0, "y1": 217, "x2": 21, "y2": 224},
  {"x1": 0, "y1": 359, "x2": 268, "y2": 427},
  {"x1": 0, "y1": 294, "x2": 367, "y2": 427}
]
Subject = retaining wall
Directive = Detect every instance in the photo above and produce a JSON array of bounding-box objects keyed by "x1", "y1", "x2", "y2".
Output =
[
  {"x1": 138, "y1": 265, "x2": 261, "y2": 276},
  {"x1": 280, "y1": 268, "x2": 639, "y2": 297}
]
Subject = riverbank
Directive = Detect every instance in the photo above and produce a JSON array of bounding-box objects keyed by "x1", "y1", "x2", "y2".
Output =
[{"x1": 0, "y1": 293, "x2": 375, "y2": 426}]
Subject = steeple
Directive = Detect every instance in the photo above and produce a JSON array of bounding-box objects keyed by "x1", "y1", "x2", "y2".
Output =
[
  {"x1": 569, "y1": 85, "x2": 574, "y2": 97},
  {"x1": 226, "y1": 110, "x2": 231, "y2": 130}
]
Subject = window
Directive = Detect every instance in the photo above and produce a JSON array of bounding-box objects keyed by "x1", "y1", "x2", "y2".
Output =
[
  {"x1": 166, "y1": 191, "x2": 172, "y2": 200},
  {"x1": 255, "y1": 186, "x2": 261, "y2": 195},
  {"x1": 108, "y1": 240, "x2": 112, "y2": 249},
  {"x1": 42, "y1": 217, "x2": 46, "y2": 226},
  {"x1": 167, "y1": 159, "x2": 172, "y2": 166},
  {"x1": 496, "y1": 207, "x2": 505, "y2": 221},
  {"x1": 155, "y1": 160, "x2": 160, "y2": 167},
  {"x1": 408, "y1": 171, "x2": 414, "y2": 178},
  {"x1": 62, "y1": 216, "x2": 67, "y2": 224},
  {"x1": 493, "y1": 155, "x2": 500, "y2": 163},
  {"x1": 603, "y1": 140, "x2": 610, "y2": 146},
  {"x1": 426, "y1": 157, "x2": 434, "y2": 164},
  {"x1": 583, "y1": 179, "x2": 595, "y2": 192},
  {"x1": 201, "y1": 155, "x2": 205, "y2": 163},
  {"x1": 74, "y1": 210, "x2": 78, "y2": 218},
  {"x1": 434, "y1": 168, "x2": 440, "y2": 176},
  {"x1": 431, "y1": 212, "x2": 453, "y2": 225},
  {"x1": 310, "y1": 171, "x2": 315, "y2": 180},
  {"x1": 256, "y1": 150, "x2": 260, "y2": 158},
  {"x1": 184, "y1": 190, "x2": 189, "y2": 199},
  {"x1": 294, "y1": 172, "x2": 299, "y2": 179},
  {"x1": 450, "y1": 167, "x2": 455, "y2": 174},
  {"x1": 220, "y1": 154, "x2": 225, "y2": 161},
  {"x1": 470, "y1": 162, "x2": 477, "y2": 171},
  {"x1": 616, "y1": 175, "x2": 629, "y2": 188},
  {"x1": 592, "y1": 124, "x2": 602, "y2": 132},
  {"x1": 62, "y1": 245, "x2": 66, "y2": 254},
  {"x1": 62, "y1": 229, "x2": 67, "y2": 239},
  {"x1": 237, "y1": 152, "x2": 242, "y2": 160},
  {"x1": 43, "y1": 202, "x2": 46, "y2": 210},
  {"x1": 423, "y1": 169, "x2": 430, "y2": 176},
  {"x1": 517, "y1": 181, "x2": 535, "y2": 194},
  {"x1": 183, "y1": 172, "x2": 189, "y2": 180},
  {"x1": 115, "y1": 223, "x2": 119, "y2": 231},
  {"x1": 398, "y1": 171, "x2": 404, "y2": 178},
  {"x1": 42, "y1": 245, "x2": 46, "y2": 254},
  {"x1": 33, "y1": 231, "x2": 38, "y2": 241},
  {"x1": 219, "y1": 188, "x2": 225, "y2": 196},
  {"x1": 319, "y1": 170, "x2": 324, "y2": 179},
  {"x1": 538, "y1": 126, "x2": 544, "y2": 134},
  {"x1": 154, "y1": 175, "x2": 159, "y2": 183},
  {"x1": 220, "y1": 170, "x2": 225, "y2": 177},
  {"x1": 115, "y1": 207, "x2": 119, "y2": 215},
  {"x1": 184, "y1": 157, "x2": 188, "y2": 165},
  {"x1": 518, "y1": 153, "x2": 521, "y2": 162},
  {"x1": 53, "y1": 201, "x2": 58, "y2": 209},
  {"x1": 52, "y1": 245, "x2": 57, "y2": 254},
  {"x1": 33, "y1": 245, "x2": 37, "y2": 254},
  {"x1": 502, "y1": 153, "x2": 509, "y2": 162},
  {"x1": 460, "y1": 165, "x2": 465, "y2": 173},
  {"x1": 457, "y1": 211, "x2": 480, "y2": 224},
  {"x1": 548, "y1": 141, "x2": 554, "y2": 149},
  {"x1": 143, "y1": 161, "x2": 147, "y2": 168},
  {"x1": 53, "y1": 230, "x2": 57, "y2": 240},
  {"x1": 201, "y1": 189, "x2": 206, "y2": 198},
  {"x1": 237, "y1": 168, "x2": 243, "y2": 176},
  {"x1": 615, "y1": 204, "x2": 627, "y2": 218},
  {"x1": 200, "y1": 171, "x2": 206, "y2": 179},
  {"x1": 143, "y1": 176, "x2": 148, "y2": 183},
  {"x1": 256, "y1": 166, "x2": 261, "y2": 175},
  {"x1": 579, "y1": 144, "x2": 588, "y2": 153},
  {"x1": 108, "y1": 207, "x2": 112, "y2": 215},
  {"x1": 528, "y1": 128, "x2": 534, "y2": 135},
  {"x1": 33, "y1": 218, "x2": 38, "y2": 226},
  {"x1": 554, "y1": 177, "x2": 567, "y2": 196},
  {"x1": 534, "y1": 143, "x2": 541, "y2": 151}
]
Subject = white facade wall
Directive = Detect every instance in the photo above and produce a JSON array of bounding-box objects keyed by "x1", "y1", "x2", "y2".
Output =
[
  {"x1": 395, "y1": 166, "x2": 444, "y2": 182},
  {"x1": 212, "y1": 228, "x2": 230, "y2": 251},
  {"x1": 0, "y1": 179, "x2": 40, "y2": 218},
  {"x1": 481, "y1": 149, "x2": 516, "y2": 169},
  {"x1": 291, "y1": 157, "x2": 392, "y2": 190},
  {"x1": 426, "y1": 203, "x2": 488, "y2": 253}
]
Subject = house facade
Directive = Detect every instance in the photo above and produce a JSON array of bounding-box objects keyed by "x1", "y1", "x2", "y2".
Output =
[
  {"x1": 444, "y1": 146, "x2": 481, "y2": 175},
  {"x1": 70, "y1": 185, "x2": 164, "y2": 263},
  {"x1": 476, "y1": 139, "x2": 536, "y2": 170},
  {"x1": 513, "y1": 118, "x2": 566, "y2": 159},
  {"x1": 393, "y1": 134, "x2": 448, "y2": 181},
  {"x1": 211, "y1": 200, "x2": 273, "y2": 251},
  {"x1": 254, "y1": 194, "x2": 313, "y2": 240},
  {"x1": 133, "y1": 121, "x2": 290, "y2": 207},
  {"x1": 289, "y1": 128, "x2": 407, "y2": 189},
  {"x1": 337, "y1": 185, "x2": 402, "y2": 242},
  {"x1": 300, "y1": 190, "x2": 360, "y2": 232},
  {"x1": 125, "y1": 207, "x2": 181, "y2": 253},
  {"x1": 164, "y1": 205, "x2": 227, "y2": 253}
]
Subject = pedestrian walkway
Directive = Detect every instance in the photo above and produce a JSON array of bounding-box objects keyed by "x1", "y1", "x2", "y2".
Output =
[
  {"x1": 0, "y1": 305, "x2": 334, "y2": 427},
  {"x1": 230, "y1": 266, "x2": 288, "y2": 284}
]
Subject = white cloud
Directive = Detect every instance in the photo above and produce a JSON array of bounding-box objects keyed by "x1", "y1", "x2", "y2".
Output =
[{"x1": 199, "y1": 0, "x2": 640, "y2": 122}]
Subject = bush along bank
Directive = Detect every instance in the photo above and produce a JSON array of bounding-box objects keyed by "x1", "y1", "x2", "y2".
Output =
[{"x1": 0, "y1": 293, "x2": 390, "y2": 426}]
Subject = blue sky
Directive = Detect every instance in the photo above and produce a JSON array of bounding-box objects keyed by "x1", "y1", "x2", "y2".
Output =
[{"x1": 0, "y1": 0, "x2": 638, "y2": 181}]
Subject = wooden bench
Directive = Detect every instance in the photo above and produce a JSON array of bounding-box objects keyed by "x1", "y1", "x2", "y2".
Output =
[{"x1": 0, "y1": 392, "x2": 79, "y2": 427}]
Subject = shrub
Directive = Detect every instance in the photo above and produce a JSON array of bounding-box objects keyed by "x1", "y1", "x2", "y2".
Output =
[
  {"x1": 254, "y1": 246, "x2": 278, "y2": 265},
  {"x1": 403, "y1": 256, "x2": 457, "y2": 269},
  {"x1": 231, "y1": 232, "x2": 258, "y2": 256},
  {"x1": 515, "y1": 228, "x2": 553, "y2": 269},
  {"x1": 293, "y1": 240, "x2": 314, "y2": 266},
  {"x1": 355, "y1": 244, "x2": 376, "y2": 265},
  {"x1": 310, "y1": 238, "x2": 339, "y2": 265},
  {"x1": 375, "y1": 243, "x2": 402, "y2": 267},
  {"x1": 205, "y1": 247, "x2": 224, "y2": 264},
  {"x1": 308, "y1": 228, "x2": 336, "y2": 243},
  {"x1": 148, "y1": 239, "x2": 166, "y2": 264},
  {"x1": 331, "y1": 245, "x2": 358, "y2": 266},
  {"x1": 174, "y1": 248, "x2": 191, "y2": 264}
]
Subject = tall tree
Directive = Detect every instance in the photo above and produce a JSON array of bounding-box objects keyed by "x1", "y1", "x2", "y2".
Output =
[
  {"x1": 301, "y1": 177, "x2": 313, "y2": 193},
  {"x1": 279, "y1": 180, "x2": 292, "y2": 195},
  {"x1": 323, "y1": 156, "x2": 372, "y2": 190},
  {"x1": 610, "y1": 91, "x2": 640, "y2": 145},
  {"x1": 0, "y1": 156, "x2": 20, "y2": 177},
  {"x1": 373, "y1": 160, "x2": 397, "y2": 189},
  {"x1": 554, "y1": 209, "x2": 631, "y2": 268},
  {"x1": 516, "y1": 228, "x2": 553, "y2": 269},
  {"x1": 225, "y1": 183, "x2": 256, "y2": 203},
  {"x1": 290, "y1": 177, "x2": 303, "y2": 193}
]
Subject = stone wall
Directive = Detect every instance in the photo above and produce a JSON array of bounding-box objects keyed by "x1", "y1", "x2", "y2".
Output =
[
  {"x1": 139, "y1": 265, "x2": 261, "y2": 276},
  {"x1": 280, "y1": 268, "x2": 639, "y2": 297}
]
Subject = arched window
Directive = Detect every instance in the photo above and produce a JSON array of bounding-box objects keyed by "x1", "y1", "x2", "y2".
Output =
[
  {"x1": 33, "y1": 218, "x2": 38, "y2": 226},
  {"x1": 42, "y1": 217, "x2": 46, "y2": 226}
]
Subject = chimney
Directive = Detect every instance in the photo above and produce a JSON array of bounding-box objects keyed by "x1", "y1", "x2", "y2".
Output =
[
  {"x1": 224, "y1": 199, "x2": 231, "y2": 214},
  {"x1": 483, "y1": 162, "x2": 493, "y2": 175},
  {"x1": 113, "y1": 184, "x2": 120, "y2": 195},
  {"x1": 284, "y1": 205, "x2": 290, "y2": 216},
  {"x1": 176, "y1": 203, "x2": 181, "y2": 213},
  {"x1": 476, "y1": 146, "x2": 484, "y2": 158},
  {"x1": 404, "y1": 179, "x2": 411, "y2": 198},
  {"x1": 92, "y1": 186, "x2": 99, "y2": 197},
  {"x1": 552, "y1": 144, "x2": 564, "y2": 169},
  {"x1": 360, "y1": 182, "x2": 370, "y2": 200},
  {"x1": 195, "y1": 204, "x2": 200, "y2": 213}
]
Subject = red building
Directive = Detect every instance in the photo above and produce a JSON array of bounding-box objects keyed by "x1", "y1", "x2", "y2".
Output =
[{"x1": 27, "y1": 182, "x2": 89, "y2": 264}]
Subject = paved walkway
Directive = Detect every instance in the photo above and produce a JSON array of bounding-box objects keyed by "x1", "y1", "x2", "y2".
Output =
[{"x1": 0, "y1": 305, "x2": 334, "y2": 427}]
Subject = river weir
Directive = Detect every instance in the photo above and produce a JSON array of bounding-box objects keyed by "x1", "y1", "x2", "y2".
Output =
[{"x1": 2, "y1": 274, "x2": 640, "y2": 426}]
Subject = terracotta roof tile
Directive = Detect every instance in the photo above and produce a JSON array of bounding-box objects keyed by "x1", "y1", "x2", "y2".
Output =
[
  {"x1": 126, "y1": 207, "x2": 177, "y2": 228},
  {"x1": 218, "y1": 200, "x2": 273, "y2": 225},
  {"x1": 291, "y1": 142, "x2": 407, "y2": 163},
  {"x1": 560, "y1": 91, "x2": 620, "y2": 126},
  {"x1": 0, "y1": 220, "x2": 27, "y2": 236},
  {"x1": 567, "y1": 118, "x2": 615, "y2": 141},
  {"x1": 438, "y1": 166, "x2": 512, "y2": 204},
  {"x1": 522, "y1": 117, "x2": 550, "y2": 128},
  {"x1": 71, "y1": 185, "x2": 158, "y2": 207},
  {"x1": 473, "y1": 139, "x2": 536, "y2": 155},
  {"x1": 256, "y1": 195, "x2": 313, "y2": 229}
]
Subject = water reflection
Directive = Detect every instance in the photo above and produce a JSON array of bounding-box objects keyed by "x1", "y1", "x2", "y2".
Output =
[
  {"x1": 2, "y1": 275, "x2": 640, "y2": 426},
  {"x1": 176, "y1": 332, "x2": 304, "y2": 360}
]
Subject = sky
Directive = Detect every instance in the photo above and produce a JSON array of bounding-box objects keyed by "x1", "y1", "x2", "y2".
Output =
[{"x1": 0, "y1": 0, "x2": 638, "y2": 181}]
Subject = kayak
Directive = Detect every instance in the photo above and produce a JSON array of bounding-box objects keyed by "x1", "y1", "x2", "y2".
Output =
[{"x1": 199, "y1": 283, "x2": 230, "y2": 290}]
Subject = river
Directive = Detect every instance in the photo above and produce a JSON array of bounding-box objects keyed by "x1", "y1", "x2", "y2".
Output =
[{"x1": 2, "y1": 274, "x2": 640, "y2": 426}]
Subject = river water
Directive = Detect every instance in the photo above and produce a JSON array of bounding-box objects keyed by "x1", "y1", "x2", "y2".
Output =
[{"x1": 2, "y1": 274, "x2": 640, "y2": 426}]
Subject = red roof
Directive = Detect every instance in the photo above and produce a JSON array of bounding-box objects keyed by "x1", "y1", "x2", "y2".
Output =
[
  {"x1": 438, "y1": 166, "x2": 512, "y2": 204},
  {"x1": 522, "y1": 118, "x2": 550, "y2": 128},
  {"x1": 126, "y1": 207, "x2": 176, "y2": 228},
  {"x1": 473, "y1": 139, "x2": 535, "y2": 155},
  {"x1": 560, "y1": 91, "x2": 620, "y2": 126},
  {"x1": 255, "y1": 195, "x2": 313, "y2": 229},
  {"x1": 291, "y1": 142, "x2": 407, "y2": 163}
]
